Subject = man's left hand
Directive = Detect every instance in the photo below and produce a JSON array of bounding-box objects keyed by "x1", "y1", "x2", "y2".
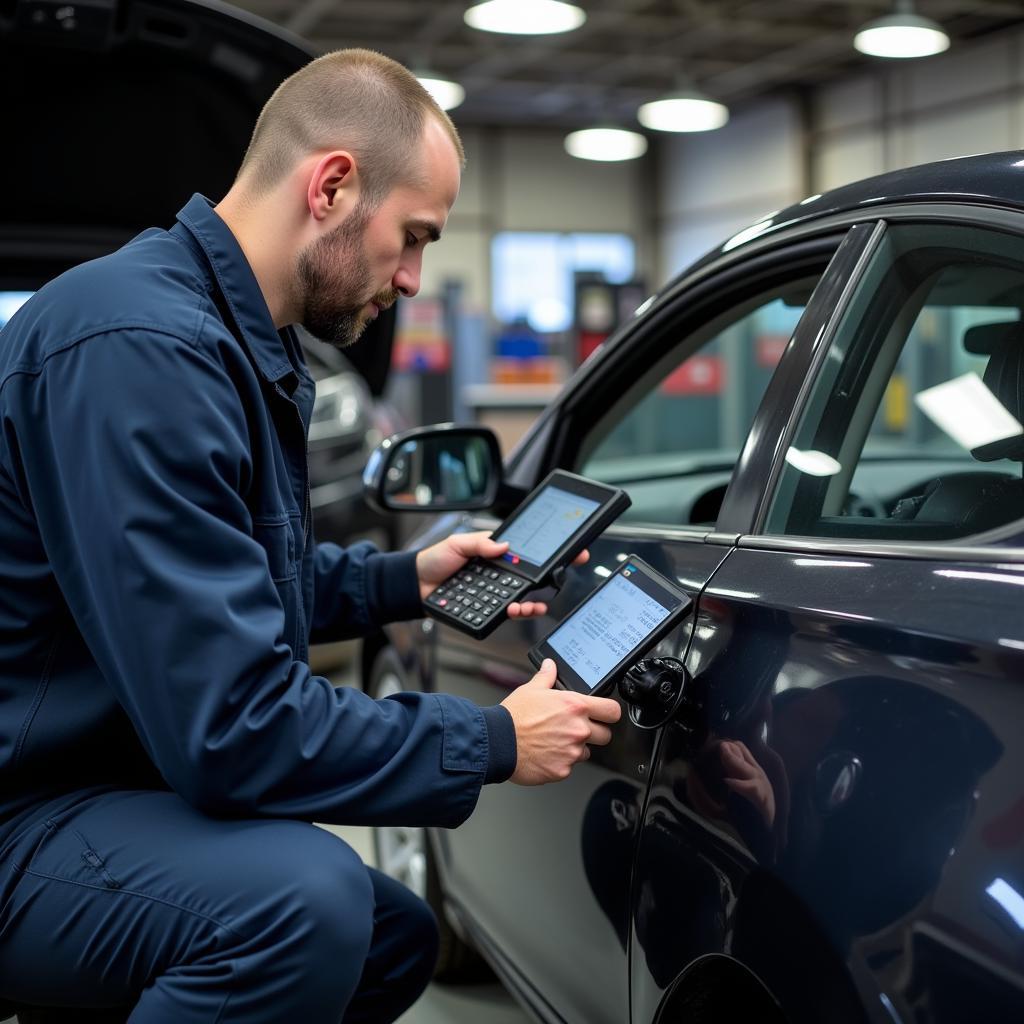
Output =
[{"x1": 416, "y1": 531, "x2": 589, "y2": 617}]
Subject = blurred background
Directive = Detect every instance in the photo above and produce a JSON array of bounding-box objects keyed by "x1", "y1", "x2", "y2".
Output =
[{"x1": 225, "y1": 0, "x2": 1024, "y2": 468}]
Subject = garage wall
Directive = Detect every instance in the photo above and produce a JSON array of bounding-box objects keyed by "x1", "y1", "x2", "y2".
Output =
[
  {"x1": 419, "y1": 125, "x2": 656, "y2": 314},
  {"x1": 657, "y1": 24, "x2": 1024, "y2": 285},
  {"x1": 656, "y1": 97, "x2": 806, "y2": 280},
  {"x1": 813, "y1": 29, "x2": 1024, "y2": 190}
]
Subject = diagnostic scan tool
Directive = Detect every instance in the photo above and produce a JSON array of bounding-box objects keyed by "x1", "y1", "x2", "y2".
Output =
[
  {"x1": 529, "y1": 556, "x2": 692, "y2": 696},
  {"x1": 424, "y1": 470, "x2": 630, "y2": 639}
]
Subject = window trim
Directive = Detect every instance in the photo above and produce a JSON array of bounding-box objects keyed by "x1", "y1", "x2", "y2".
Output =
[
  {"x1": 736, "y1": 532, "x2": 1024, "y2": 564},
  {"x1": 719, "y1": 221, "x2": 887, "y2": 534}
]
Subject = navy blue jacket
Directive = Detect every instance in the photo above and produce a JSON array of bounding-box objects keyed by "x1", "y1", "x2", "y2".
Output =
[{"x1": 0, "y1": 195, "x2": 515, "y2": 839}]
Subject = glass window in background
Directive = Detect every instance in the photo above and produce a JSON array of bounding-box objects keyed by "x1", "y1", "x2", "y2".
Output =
[
  {"x1": 492, "y1": 232, "x2": 635, "y2": 333},
  {"x1": 765, "y1": 222, "x2": 1024, "y2": 542}
]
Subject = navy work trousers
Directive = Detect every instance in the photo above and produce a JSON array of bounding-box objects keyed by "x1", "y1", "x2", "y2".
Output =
[{"x1": 0, "y1": 790, "x2": 438, "y2": 1022}]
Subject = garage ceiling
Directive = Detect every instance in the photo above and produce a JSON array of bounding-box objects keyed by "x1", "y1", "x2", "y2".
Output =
[{"x1": 225, "y1": 0, "x2": 1024, "y2": 128}]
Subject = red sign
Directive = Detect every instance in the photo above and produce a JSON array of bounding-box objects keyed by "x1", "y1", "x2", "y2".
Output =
[{"x1": 660, "y1": 355, "x2": 724, "y2": 395}]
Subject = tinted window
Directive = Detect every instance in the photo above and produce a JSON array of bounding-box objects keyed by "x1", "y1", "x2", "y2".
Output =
[
  {"x1": 765, "y1": 222, "x2": 1024, "y2": 542},
  {"x1": 577, "y1": 281, "x2": 814, "y2": 527}
]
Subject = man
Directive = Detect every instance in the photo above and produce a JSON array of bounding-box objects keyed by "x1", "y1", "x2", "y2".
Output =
[{"x1": 0, "y1": 49, "x2": 620, "y2": 1022}]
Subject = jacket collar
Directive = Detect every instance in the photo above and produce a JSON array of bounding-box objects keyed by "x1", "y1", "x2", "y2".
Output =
[{"x1": 174, "y1": 193, "x2": 296, "y2": 384}]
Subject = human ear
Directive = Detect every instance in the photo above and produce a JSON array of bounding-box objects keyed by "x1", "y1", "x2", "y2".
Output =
[{"x1": 306, "y1": 151, "x2": 359, "y2": 222}]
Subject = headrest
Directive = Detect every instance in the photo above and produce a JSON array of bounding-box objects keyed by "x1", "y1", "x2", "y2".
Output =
[{"x1": 965, "y1": 321, "x2": 1024, "y2": 461}]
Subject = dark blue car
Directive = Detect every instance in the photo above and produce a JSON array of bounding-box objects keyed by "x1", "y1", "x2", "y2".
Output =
[{"x1": 365, "y1": 153, "x2": 1024, "y2": 1024}]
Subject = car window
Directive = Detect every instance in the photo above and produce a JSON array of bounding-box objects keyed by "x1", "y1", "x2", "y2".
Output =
[
  {"x1": 576, "y1": 280, "x2": 815, "y2": 527},
  {"x1": 764, "y1": 222, "x2": 1024, "y2": 542}
]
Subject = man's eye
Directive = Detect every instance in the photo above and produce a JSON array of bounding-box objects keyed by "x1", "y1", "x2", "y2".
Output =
[{"x1": 406, "y1": 233, "x2": 420, "y2": 248}]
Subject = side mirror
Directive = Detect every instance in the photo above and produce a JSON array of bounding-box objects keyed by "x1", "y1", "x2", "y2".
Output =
[{"x1": 363, "y1": 424, "x2": 503, "y2": 513}]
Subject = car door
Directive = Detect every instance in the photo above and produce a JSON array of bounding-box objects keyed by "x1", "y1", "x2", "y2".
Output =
[
  {"x1": 630, "y1": 212, "x2": 1024, "y2": 1024},
  {"x1": 430, "y1": 225, "x2": 878, "y2": 1024}
]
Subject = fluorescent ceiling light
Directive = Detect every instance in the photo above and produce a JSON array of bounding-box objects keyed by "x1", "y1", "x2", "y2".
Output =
[
  {"x1": 416, "y1": 75, "x2": 465, "y2": 111},
  {"x1": 564, "y1": 128, "x2": 648, "y2": 162},
  {"x1": 854, "y1": 12, "x2": 949, "y2": 58},
  {"x1": 784, "y1": 448, "x2": 842, "y2": 477},
  {"x1": 464, "y1": 0, "x2": 586, "y2": 35},
  {"x1": 637, "y1": 94, "x2": 729, "y2": 133},
  {"x1": 914, "y1": 371, "x2": 1022, "y2": 451}
]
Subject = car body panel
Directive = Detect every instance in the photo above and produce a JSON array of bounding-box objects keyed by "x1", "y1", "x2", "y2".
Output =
[
  {"x1": 630, "y1": 543, "x2": 1024, "y2": 1024},
  {"x1": 0, "y1": 0, "x2": 311, "y2": 246}
]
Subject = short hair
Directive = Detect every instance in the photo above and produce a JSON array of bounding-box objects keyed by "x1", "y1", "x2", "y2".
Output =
[{"x1": 237, "y1": 48, "x2": 464, "y2": 204}]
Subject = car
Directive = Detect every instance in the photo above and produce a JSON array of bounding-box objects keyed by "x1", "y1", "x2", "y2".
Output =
[
  {"x1": 0, "y1": 0, "x2": 403, "y2": 552},
  {"x1": 362, "y1": 152, "x2": 1024, "y2": 1024}
]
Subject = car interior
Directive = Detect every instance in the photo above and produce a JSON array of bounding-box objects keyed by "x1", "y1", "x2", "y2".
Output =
[{"x1": 774, "y1": 229, "x2": 1024, "y2": 542}]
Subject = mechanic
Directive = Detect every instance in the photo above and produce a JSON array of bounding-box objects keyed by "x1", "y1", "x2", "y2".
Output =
[{"x1": 0, "y1": 49, "x2": 621, "y2": 1023}]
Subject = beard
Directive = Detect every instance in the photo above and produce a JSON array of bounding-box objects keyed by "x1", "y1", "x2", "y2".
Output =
[{"x1": 296, "y1": 201, "x2": 398, "y2": 349}]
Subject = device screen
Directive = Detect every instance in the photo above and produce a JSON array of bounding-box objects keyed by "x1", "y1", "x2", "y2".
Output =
[
  {"x1": 494, "y1": 485, "x2": 601, "y2": 567},
  {"x1": 545, "y1": 566, "x2": 674, "y2": 690}
]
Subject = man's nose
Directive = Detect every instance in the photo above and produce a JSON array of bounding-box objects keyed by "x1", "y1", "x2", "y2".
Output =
[{"x1": 393, "y1": 253, "x2": 422, "y2": 298}]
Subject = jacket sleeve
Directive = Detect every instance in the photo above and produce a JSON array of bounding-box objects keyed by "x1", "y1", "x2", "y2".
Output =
[
  {"x1": 309, "y1": 541, "x2": 424, "y2": 644},
  {"x1": 13, "y1": 326, "x2": 514, "y2": 825}
]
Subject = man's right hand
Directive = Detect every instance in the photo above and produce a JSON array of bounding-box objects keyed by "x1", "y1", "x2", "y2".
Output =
[{"x1": 501, "y1": 659, "x2": 622, "y2": 785}]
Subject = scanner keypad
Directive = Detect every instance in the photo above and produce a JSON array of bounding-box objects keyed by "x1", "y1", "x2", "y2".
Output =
[{"x1": 425, "y1": 559, "x2": 527, "y2": 634}]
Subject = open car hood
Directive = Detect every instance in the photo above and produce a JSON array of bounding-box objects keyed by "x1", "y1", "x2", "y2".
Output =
[{"x1": 0, "y1": 0, "x2": 395, "y2": 394}]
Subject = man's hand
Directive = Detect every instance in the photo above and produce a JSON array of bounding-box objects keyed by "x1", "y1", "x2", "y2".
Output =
[
  {"x1": 501, "y1": 658, "x2": 621, "y2": 785},
  {"x1": 416, "y1": 531, "x2": 589, "y2": 618}
]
